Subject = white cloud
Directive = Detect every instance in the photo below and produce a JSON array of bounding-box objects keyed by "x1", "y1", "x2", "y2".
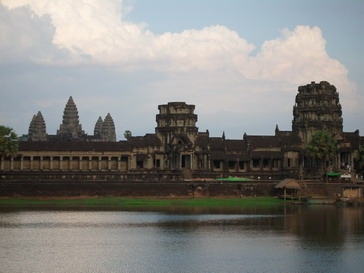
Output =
[
  {"x1": 2, "y1": 0, "x2": 255, "y2": 71},
  {"x1": 1, "y1": 1, "x2": 352, "y2": 85},
  {"x1": 238, "y1": 26, "x2": 350, "y2": 87},
  {"x1": 0, "y1": 5, "x2": 69, "y2": 63}
]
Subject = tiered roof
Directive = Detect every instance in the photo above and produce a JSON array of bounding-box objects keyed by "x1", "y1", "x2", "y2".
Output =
[
  {"x1": 57, "y1": 96, "x2": 85, "y2": 140},
  {"x1": 28, "y1": 111, "x2": 47, "y2": 141},
  {"x1": 101, "y1": 113, "x2": 116, "y2": 142},
  {"x1": 94, "y1": 116, "x2": 103, "y2": 137}
]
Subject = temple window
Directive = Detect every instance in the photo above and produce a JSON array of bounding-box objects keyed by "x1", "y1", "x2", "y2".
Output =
[
  {"x1": 252, "y1": 159, "x2": 260, "y2": 168},
  {"x1": 136, "y1": 160, "x2": 144, "y2": 169},
  {"x1": 101, "y1": 157, "x2": 108, "y2": 170},
  {"x1": 239, "y1": 161, "x2": 245, "y2": 170},
  {"x1": 181, "y1": 155, "x2": 191, "y2": 169},
  {"x1": 272, "y1": 159, "x2": 279, "y2": 169},
  {"x1": 33, "y1": 156, "x2": 41, "y2": 170},
  {"x1": 155, "y1": 159, "x2": 160, "y2": 168},
  {"x1": 228, "y1": 161, "x2": 236, "y2": 170},
  {"x1": 287, "y1": 158, "x2": 296, "y2": 168},
  {"x1": 213, "y1": 160, "x2": 221, "y2": 169}
]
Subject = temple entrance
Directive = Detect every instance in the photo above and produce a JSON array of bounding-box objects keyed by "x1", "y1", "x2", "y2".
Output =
[
  {"x1": 181, "y1": 155, "x2": 191, "y2": 169},
  {"x1": 340, "y1": 152, "x2": 352, "y2": 171},
  {"x1": 170, "y1": 152, "x2": 179, "y2": 169}
]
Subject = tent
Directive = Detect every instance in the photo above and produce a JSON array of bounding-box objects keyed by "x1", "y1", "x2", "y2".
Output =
[
  {"x1": 216, "y1": 177, "x2": 254, "y2": 182},
  {"x1": 327, "y1": 172, "x2": 341, "y2": 177},
  {"x1": 275, "y1": 178, "x2": 301, "y2": 200}
]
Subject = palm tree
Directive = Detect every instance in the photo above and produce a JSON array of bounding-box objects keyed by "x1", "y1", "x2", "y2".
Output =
[
  {"x1": 305, "y1": 130, "x2": 337, "y2": 178},
  {"x1": 0, "y1": 126, "x2": 19, "y2": 165}
]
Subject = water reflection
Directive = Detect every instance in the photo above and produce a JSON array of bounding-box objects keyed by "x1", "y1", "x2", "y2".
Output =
[{"x1": 0, "y1": 205, "x2": 363, "y2": 273}]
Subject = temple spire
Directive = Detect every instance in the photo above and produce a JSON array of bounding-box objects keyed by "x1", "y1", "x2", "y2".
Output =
[
  {"x1": 28, "y1": 111, "x2": 47, "y2": 141},
  {"x1": 101, "y1": 113, "x2": 116, "y2": 141},
  {"x1": 94, "y1": 116, "x2": 103, "y2": 138},
  {"x1": 275, "y1": 124, "x2": 279, "y2": 135},
  {"x1": 57, "y1": 96, "x2": 85, "y2": 140}
]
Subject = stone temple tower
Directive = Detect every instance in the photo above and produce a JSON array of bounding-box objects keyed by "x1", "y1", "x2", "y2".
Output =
[
  {"x1": 156, "y1": 102, "x2": 198, "y2": 145},
  {"x1": 155, "y1": 102, "x2": 198, "y2": 169},
  {"x1": 94, "y1": 116, "x2": 104, "y2": 139},
  {"x1": 28, "y1": 111, "x2": 47, "y2": 141},
  {"x1": 57, "y1": 96, "x2": 85, "y2": 141},
  {"x1": 101, "y1": 113, "x2": 116, "y2": 142},
  {"x1": 93, "y1": 114, "x2": 116, "y2": 141},
  {"x1": 292, "y1": 81, "x2": 343, "y2": 144}
]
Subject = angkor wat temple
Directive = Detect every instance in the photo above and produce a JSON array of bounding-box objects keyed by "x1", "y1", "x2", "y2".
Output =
[
  {"x1": 1, "y1": 81, "x2": 363, "y2": 181},
  {"x1": 28, "y1": 96, "x2": 116, "y2": 142}
]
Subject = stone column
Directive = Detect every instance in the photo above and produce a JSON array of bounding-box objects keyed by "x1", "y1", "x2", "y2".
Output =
[
  {"x1": 259, "y1": 158, "x2": 263, "y2": 171},
  {"x1": 177, "y1": 154, "x2": 181, "y2": 170},
  {"x1": 59, "y1": 156, "x2": 63, "y2": 170},
  {"x1": 40, "y1": 156, "x2": 43, "y2": 170},
  {"x1": 163, "y1": 156, "x2": 167, "y2": 170},
  {"x1": 88, "y1": 157, "x2": 92, "y2": 170},
  {"x1": 69, "y1": 157, "x2": 73, "y2": 170},
  {"x1": 50, "y1": 156, "x2": 53, "y2": 170},
  {"x1": 10, "y1": 157, "x2": 14, "y2": 170},
  {"x1": 117, "y1": 156, "x2": 121, "y2": 171},
  {"x1": 128, "y1": 155, "x2": 132, "y2": 170},
  {"x1": 20, "y1": 156, "x2": 24, "y2": 170},
  {"x1": 107, "y1": 156, "x2": 111, "y2": 170},
  {"x1": 98, "y1": 157, "x2": 101, "y2": 171},
  {"x1": 269, "y1": 158, "x2": 273, "y2": 171},
  {"x1": 30, "y1": 156, "x2": 33, "y2": 170}
]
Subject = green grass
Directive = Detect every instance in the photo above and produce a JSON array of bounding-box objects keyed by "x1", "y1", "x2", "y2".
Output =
[{"x1": 0, "y1": 197, "x2": 285, "y2": 207}]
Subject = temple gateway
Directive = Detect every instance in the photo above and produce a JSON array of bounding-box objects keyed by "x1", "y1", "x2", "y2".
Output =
[{"x1": 1, "y1": 81, "x2": 363, "y2": 181}]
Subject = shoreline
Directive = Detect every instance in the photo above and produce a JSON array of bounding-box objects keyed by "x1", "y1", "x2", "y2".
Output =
[{"x1": 0, "y1": 196, "x2": 287, "y2": 207}]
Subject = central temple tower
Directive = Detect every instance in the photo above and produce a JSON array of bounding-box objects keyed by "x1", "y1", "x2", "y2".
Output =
[{"x1": 57, "y1": 96, "x2": 85, "y2": 141}]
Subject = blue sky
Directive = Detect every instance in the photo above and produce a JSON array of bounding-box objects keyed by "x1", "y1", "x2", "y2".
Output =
[{"x1": 0, "y1": 0, "x2": 363, "y2": 139}]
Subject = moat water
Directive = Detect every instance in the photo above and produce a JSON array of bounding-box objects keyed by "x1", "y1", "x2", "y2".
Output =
[{"x1": 0, "y1": 205, "x2": 363, "y2": 273}]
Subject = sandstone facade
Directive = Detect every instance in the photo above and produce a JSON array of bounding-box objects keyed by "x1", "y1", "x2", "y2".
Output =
[{"x1": 1, "y1": 82, "x2": 363, "y2": 181}]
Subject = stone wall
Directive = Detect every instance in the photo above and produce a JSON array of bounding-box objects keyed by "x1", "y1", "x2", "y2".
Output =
[{"x1": 0, "y1": 181, "x2": 277, "y2": 198}]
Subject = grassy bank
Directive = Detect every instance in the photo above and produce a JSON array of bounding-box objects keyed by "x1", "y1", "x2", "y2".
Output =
[{"x1": 0, "y1": 197, "x2": 286, "y2": 207}]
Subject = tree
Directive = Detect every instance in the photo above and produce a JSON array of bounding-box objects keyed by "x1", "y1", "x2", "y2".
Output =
[
  {"x1": 124, "y1": 130, "x2": 132, "y2": 140},
  {"x1": 305, "y1": 130, "x2": 337, "y2": 177},
  {"x1": 356, "y1": 145, "x2": 364, "y2": 171},
  {"x1": 0, "y1": 126, "x2": 19, "y2": 161}
]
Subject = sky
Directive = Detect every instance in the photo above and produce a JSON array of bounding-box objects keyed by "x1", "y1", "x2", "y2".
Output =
[{"x1": 0, "y1": 0, "x2": 363, "y2": 140}]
